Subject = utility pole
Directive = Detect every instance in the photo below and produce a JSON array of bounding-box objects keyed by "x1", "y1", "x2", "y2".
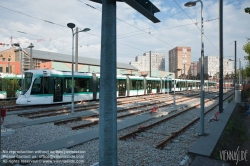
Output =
[
  {"x1": 234, "y1": 41, "x2": 237, "y2": 94},
  {"x1": 75, "y1": 27, "x2": 79, "y2": 72},
  {"x1": 219, "y1": 0, "x2": 223, "y2": 113},
  {"x1": 149, "y1": 51, "x2": 151, "y2": 77},
  {"x1": 239, "y1": 59, "x2": 241, "y2": 84}
]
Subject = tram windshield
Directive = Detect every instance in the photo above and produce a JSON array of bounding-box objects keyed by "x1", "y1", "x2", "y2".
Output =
[{"x1": 22, "y1": 72, "x2": 33, "y2": 95}]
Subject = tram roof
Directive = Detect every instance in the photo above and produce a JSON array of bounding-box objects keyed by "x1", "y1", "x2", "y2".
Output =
[{"x1": 24, "y1": 49, "x2": 138, "y2": 71}]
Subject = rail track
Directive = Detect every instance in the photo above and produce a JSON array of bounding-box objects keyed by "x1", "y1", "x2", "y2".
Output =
[
  {"x1": 55, "y1": 91, "x2": 219, "y2": 130},
  {"x1": 118, "y1": 90, "x2": 233, "y2": 150},
  {"x1": 156, "y1": 92, "x2": 233, "y2": 149},
  {"x1": 17, "y1": 93, "x2": 194, "y2": 119}
]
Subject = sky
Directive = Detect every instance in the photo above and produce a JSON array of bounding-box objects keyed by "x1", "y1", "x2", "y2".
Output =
[{"x1": 0, "y1": 0, "x2": 249, "y2": 71}]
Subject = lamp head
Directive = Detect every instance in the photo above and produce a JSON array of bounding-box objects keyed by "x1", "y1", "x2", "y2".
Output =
[
  {"x1": 12, "y1": 43, "x2": 20, "y2": 47},
  {"x1": 184, "y1": 1, "x2": 197, "y2": 7},
  {"x1": 28, "y1": 43, "x2": 34, "y2": 48},
  {"x1": 79, "y1": 28, "x2": 90, "y2": 33},
  {"x1": 67, "y1": 23, "x2": 76, "y2": 29}
]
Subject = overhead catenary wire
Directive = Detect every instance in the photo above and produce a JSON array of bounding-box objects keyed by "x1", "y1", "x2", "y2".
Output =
[
  {"x1": 172, "y1": 0, "x2": 218, "y2": 52},
  {"x1": 77, "y1": 0, "x2": 173, "y2": 47},
  {"x1": 0, "y1": 5, "x2": 67, "y2": 28},
  {"x1": 1, "y1": 0, "x2": 222, "y2": 61},
  {"x1": 118, "y1": 19, "x2": 218, "y2": 39}
]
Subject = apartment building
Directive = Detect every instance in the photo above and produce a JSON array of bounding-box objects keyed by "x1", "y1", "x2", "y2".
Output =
[
  {"x1": 129, "y1": 52, "x2": 165, "y2": 72},
  {"x1": 168, "y1": 46, "x2": 191, "y2": 78},
  {"x1": 197, "y1": 56, "x2": 234, "y2": 78}
]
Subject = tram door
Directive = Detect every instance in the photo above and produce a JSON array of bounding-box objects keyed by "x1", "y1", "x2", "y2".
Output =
[
  {"x1": 117, "y1": 79, "x2": 126, "y2": 96},
  {"x1": 53, "y1": 78, "x2": 63, "y2": 102},
  {"x1": 147, "y1": 80, "x2": 152, "y2": 94},
  {"x1": 156, "y1": 82, "x2": 160, "y2": 93}
]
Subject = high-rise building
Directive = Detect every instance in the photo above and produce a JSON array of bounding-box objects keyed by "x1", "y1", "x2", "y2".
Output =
[
  {"x1": 129, "y1": 52, "x2": 165, "y2": 72},
  {"x1": 168, "y1": 46, "x2": 191, "y2": 78},
  {"x1": 197, "y1": 56, "x2": 234, "y2": 79},
  {"x1": 190, "y1": 61, "x2": 198, "y2": 77}
]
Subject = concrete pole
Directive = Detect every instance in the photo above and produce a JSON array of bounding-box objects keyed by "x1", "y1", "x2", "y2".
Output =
[
  {"x1": 99, "y1": 0, "x2": 117, "y2": 165},
  {"x1": 239, "y1": 59, "x2": 241, "y2": 84},
  {"x1": 234, "y1": 41, "x2": 237, "y2": 92},
  {"x1": 75, "y1": 27, "x2": 79, "y2": 72},
  {"x1": 174, "y1": 70, "x2": 177, "y2": 105},
  {"x1": 150, "y1": 51, "x2": 151, "y2": 77},
  {"x1": 199, "y1": 0, "x2": 205, "y2": 135},
  {"x1": 71, "y1": 29, "x2": 75, "y2": 114},
  {"x1": 30, "y1": 48, "x2": 33, "y2": 70},
  {"x1": 19, "y1": 50, "x2": 22, "y2": 75},
  {"x1": 219, "y1": 0, "x2": 224, "y2": 113},
  {"x1": 20, "y1": 49, "x2": 23, "y2": 90}
]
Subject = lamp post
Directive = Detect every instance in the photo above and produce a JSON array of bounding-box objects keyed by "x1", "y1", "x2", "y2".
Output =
[
  {"x1": 67, "y1": 23, "x2": 90, "y2": 114},
  {"x1": 166, "y1": 74, "x2": 172, "y2": 99},
  {"x1": 179, "y1": 69, "x2": 183, "y2": 91},
  {"x1": 208, "y1": 76, "x2": 212, "y2": 92},
  {"x1": 185, "y1": 0, "x2": 205, "y2": 135},
  {"x1": 174, "y1": 69, "x2": 181, "y2": 105},
  {"x1": 27, "y1": 43, "x2": 34, "y2": 70},
  {"x1": 12, "y1": 43, "x2": 24, "y2": 91}
]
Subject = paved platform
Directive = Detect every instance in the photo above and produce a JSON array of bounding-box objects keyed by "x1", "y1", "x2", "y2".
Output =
[
  {"x1": 189, "y1": 101, "x2": 236, "y2": 156},
  {"x1": 190, "y1": 156, "x2": 229, "y2": 166}
]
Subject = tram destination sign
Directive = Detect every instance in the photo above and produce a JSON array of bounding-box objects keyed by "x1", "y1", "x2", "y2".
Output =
[{"x1": 90, "y1": 0, "x2": 160, "y2": 23}]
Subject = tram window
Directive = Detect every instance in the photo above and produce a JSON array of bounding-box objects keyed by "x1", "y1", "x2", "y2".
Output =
[
  {"x1": 138, "y1": 80, "x2": 143, "y2": 90},
  {"x1": 0, "y1": 79, "x2": 2, "y2": 91},
  {"x1": 42, "y1": 77, "x2": 49, "y2": 94},
  {"x1": 131, "y1": 80, "x2": 136, "y2": 90},
  {"x1": 31, "y1": 77, "x2": 42, "y2": 94},
  {"x1": 176, "y1": 82, "x2": 179, "y2": 88},
  {"x1": 23, "y1": 72, "x2": 32, "y2": 95},
  {"x1": 78, "y1": 78, "x2": 91, "y2": 92},
  {"x1": 65, "y1": 78, "x2": 73, "y2": 93},
  {"x1": 152, "y1": 81, "x2": 155, "y2": 89}
]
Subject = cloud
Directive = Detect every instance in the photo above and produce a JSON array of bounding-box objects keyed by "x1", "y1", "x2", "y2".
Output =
[{"x1": 0, "y1": 0, "x2": 249, "y2": 71}]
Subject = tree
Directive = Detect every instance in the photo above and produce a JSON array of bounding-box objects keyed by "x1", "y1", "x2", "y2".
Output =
[
  {"x1": 243, "y1": 41, "x2": 250, "y2": 60},
  {"x1": 243, "y1": 41, "x2": 250, "y2": 77},
  {"x1": 204, "y1": 73, "x2": 209, "y2": 80},
  {"x1": 245, "y1": 7, "x2": 250, "y2": 14}
]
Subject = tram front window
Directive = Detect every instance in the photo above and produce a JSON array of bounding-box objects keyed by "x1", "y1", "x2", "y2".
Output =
[{"x1": 22, "y1": 72, "x2": 33, "y2": 95}]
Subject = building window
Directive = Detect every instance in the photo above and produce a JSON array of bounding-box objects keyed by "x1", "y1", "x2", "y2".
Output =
[
  {"x1": 8, "y1": 58, "x2": 11, "y2": 61},
  {"x1": 2, "y1": 58, "x2": 5, "y2": 61},
  {"x1": 0, "y1": 67, "x2": 2, "y2": 72},
  {"x1": 6, "y1": 67, "x2": 9, "y2": 73}
]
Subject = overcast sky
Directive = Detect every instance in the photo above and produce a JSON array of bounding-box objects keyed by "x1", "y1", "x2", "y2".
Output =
[{"x1": 0, "y1": 0, "x2": 249, "y2": 70}]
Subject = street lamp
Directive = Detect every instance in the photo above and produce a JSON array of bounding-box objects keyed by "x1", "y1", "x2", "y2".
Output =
[
  {"x1": 67, "y1": 23, "x2": 90, "y2": 114},
  {"x1": 27, "y1": 43, "x2": 34, "y2": 70},
  {"x1": 185, "y1": 0, "x2": 205, "y2": 135},
  {"x1": 174, "y1": 69, "x2": 181, "y2": 105},
  {"x1": 178, "y1": 69, "x2": 183, "y2": 91},
  {"x1": 166, "y1": 74, "x2": 172, "y2": 99},
  {"x1": 12, "y1": 43, "x2": 24, "y2": 91},
  {"x1": 208, "y1": 75, "x2": 212, "y2": 92}
]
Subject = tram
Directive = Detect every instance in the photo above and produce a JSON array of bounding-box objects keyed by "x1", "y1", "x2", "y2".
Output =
[{"x1": 16, "y1": 69, "x2": 217, "y2": 105}]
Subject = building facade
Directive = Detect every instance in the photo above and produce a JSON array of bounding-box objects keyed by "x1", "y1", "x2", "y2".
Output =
[
  {"x1": 0, "y1": 48, "x2": 138, "y2": 75},
  {"x1": 190, "y1": 61, "x2": 198, "y2": 77},
  {"x1": 168, "y1": 46, "x2": 191, "y2": 78},
  {"x1": 129, "y1": 52, "x2": 165, "y2": 73},
  {"x1": 197, "y1": 56, "x2": 234, "y2": 79},
  {"x1": 0, "y1": 47, "x2": 31, "y2": 74}
]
